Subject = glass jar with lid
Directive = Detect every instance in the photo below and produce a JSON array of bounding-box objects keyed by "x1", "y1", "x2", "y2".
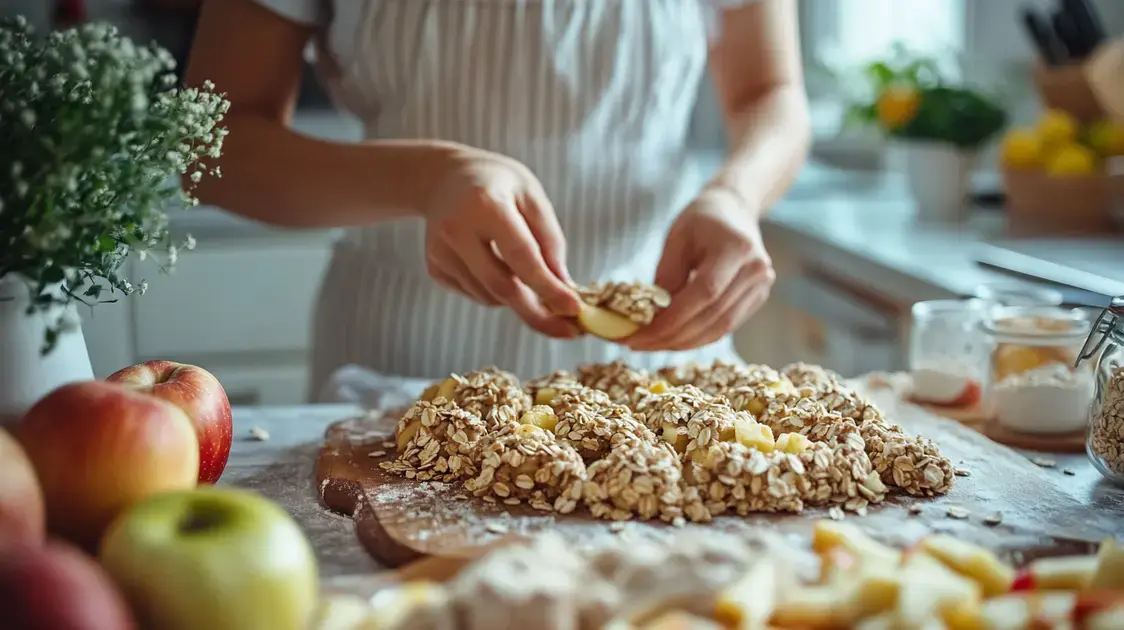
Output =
[
  {"x1": 1077, "y1": 296, "x2": 1124, "y2": 486},
  {"x1": 979, "y1": 305, "x2": 1095, "y2": 434},
  {"x1": 908, "y1": 299, "x2": 988, "y2": 406}
]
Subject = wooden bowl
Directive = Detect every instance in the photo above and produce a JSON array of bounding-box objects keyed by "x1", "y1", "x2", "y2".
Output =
[{"x1": 1002, "y1": 168, "x2": 1116, "y2": 235}]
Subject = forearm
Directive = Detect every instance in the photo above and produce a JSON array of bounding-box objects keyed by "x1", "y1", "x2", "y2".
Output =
[
  {"x1": 193, "y1": 113, "x2": 461, "y2": 229},
  {"x1": 708, "y1": 84, "x2": 812, "y2": 219}
]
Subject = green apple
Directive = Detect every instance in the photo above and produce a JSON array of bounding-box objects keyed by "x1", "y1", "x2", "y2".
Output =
[{"x1": 99, "y1": 487, "x2": 319, "y2": 630}]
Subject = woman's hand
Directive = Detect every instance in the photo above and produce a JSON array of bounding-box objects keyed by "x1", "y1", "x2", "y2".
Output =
[
  {"x1": 422, "y1": 147, "x2": 584, "y2": 338},
  {"x1": 626, "y1": 186, "x2": 775, "y2": 351}
]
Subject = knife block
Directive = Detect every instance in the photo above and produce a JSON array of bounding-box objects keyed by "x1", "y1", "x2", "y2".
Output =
[{"x1": 1033, "y1": 38, "x2": 1124, "y2": 124}]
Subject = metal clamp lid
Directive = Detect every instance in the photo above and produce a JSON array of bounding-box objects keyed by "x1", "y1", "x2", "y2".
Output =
[{"x1": 1076, "y1": 295, "x2": 1124, "y2": 366}]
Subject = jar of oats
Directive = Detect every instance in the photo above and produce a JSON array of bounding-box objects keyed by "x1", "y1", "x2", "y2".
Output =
[
  {"x1": 979, "y1": 305, "x2": 1095, "y2": 434},
  {"x1": 1079, "y1": 296, "x2": 1124, "y2": 485}
]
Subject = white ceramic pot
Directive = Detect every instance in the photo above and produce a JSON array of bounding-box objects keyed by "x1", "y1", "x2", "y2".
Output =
[
  {"x1": 0, "y1": 274, "x2": 94, "y2": 426},
  {"x1": 899, "y1": 142, "x2": 977, "y2": 222}
]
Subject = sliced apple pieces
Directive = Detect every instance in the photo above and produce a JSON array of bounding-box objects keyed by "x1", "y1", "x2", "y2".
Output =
[
  {"x1": 976, "y1": 591, "x2": 1078, "y2": 630},
  {"x1": 732, "y1": 416, "x2": 776, "y2": 453},
  {"x1": 576, "y1": 303, "x2": 641, "y2": 340},
  {"x1": 1012, "y1": 555, "x2": 1098, "y2": 592},
  {"x1": 919, "y1": 534, "x2": 1016, "y2": 597},
  {"x1": 811, "y1": 521, "x2": 901, "y2": 571},
  {"x1": 896, "y1": 552, "x2": 982, "y2": 629},
  {"x1": 714, "y1": 557, "x2": 779, "y2": 629},
  {"x1": 518, "y1": 405, "x2": 559, "y2": 433},
  {"x1": 309, "y1": 594, "x2": 373, "y2": 630},
  {"x1": 1091, "y1": 537, "x2": 1124, "y2": 590},
  {"x1": 771, "y1": 581, "x2": 864, "y2": 629},
  {"x1": 775, "y1": 432, "x2": 810, "y2": 455}
]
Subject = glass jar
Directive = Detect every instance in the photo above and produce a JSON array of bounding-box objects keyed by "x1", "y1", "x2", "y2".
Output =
[
  {"x1": 973, "y1": 282, "x2": 1064, "y2": 308},
  {"x1": 908, "y1": 299, "x2": 987, "y2": 406},
  {"x1": 1078, "y1": 296, "x2": 1124, "y2": 486},
  {"x1": 979, "y1": 306, "x2": 1095, "y2": 434}
]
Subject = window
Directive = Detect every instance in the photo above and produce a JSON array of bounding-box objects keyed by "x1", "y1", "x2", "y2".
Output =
[{"x1": 801, "y1": 0, "x2": 967, "y2": 130}]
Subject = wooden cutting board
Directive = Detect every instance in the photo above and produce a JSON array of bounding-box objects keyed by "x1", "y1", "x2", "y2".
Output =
[{"x1": 316, "y1": 384, "x2": 1118, "y2": 569}]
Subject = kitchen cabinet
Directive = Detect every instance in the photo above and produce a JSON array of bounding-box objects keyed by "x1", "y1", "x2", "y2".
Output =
[{"x1": 81, "y1": 231, "x2": 334, "y2": 405}]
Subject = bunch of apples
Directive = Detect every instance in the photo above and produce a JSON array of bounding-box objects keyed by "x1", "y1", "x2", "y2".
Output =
[
  {"x1": 0, "y1": 361, "x2": 319, "y2": 630},
  {"x1": 1000, "y1": 108, "x2": 1124, "y2": 177}
]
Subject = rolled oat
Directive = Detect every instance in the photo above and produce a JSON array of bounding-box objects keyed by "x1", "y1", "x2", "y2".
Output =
[
  {"x1": 584, "y1": 440, "x2": 687, "y2": 523},
  {"x1": 463, "y1": 423, "x2": 586, "y2": 513},
  {"x1": 576, "y1": 360, "x2": 656, "y2": 406},
  {"x1": 576, "y1": 281, "x2": 671, "y2": 326},
  {"x1": 383, "y1": 400, "x2": 490, "y2": 482}
]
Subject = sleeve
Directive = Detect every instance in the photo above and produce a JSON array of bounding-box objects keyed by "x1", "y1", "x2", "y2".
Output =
[{"x1": 250, "y1": 0, "x2": 326, "y2": 26}]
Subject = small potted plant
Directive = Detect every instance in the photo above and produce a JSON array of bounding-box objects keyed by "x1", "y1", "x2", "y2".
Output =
[
  {"x1": 0, "y1": 16, "x2": 228, "y2": 421},
  {"x1": 846, "y1": 45, "x2": 1008, "y2": 221}
]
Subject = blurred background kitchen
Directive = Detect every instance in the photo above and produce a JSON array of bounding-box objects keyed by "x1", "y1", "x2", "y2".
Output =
[{"x1": 5, "y1": 0, "x2": 1123, "y2": 406}]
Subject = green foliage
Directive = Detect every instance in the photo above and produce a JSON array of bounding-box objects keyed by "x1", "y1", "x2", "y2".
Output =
[
  {"x1": 0, "y1": 16, "x2": 229, "y2": 354},
  {"x1": 845, "y1": 43, "x2": 1007, "y2": 150}
]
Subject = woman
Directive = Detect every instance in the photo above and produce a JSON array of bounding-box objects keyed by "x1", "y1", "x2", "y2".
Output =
[{"x1": 184, "y1": 0, "x2": 810, "y2": 397}]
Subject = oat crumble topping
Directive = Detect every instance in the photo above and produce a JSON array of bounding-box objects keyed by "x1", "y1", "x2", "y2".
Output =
[
  {"x1": 576, "y1": 281, "x2": 671, "y2": 326},
  {"x1": 378, "y1": 357, "x2": 956, "y2": 523}
]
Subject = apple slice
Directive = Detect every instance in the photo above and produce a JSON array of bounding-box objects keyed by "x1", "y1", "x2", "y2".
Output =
[
  {"x1": 714, "y1": 557, "x2": 779, "y2": 628},
  {"x1": 309, "y1": 595, "x2": 373, "y2": 630},
  {"x1": 518, "y1": 405, "x2": 558, "y2": 433},
  {"x1": 1012, "y1": 555, "x2": 1098, "y2": 591},
  {"x1": 919, "y1": 534, "x2": 1016, "y2": 596},
  {"x1": 576, "y1": 304, "x2": 640, "y2": 340},
  {"x1": 1090, "y1": 537, "x2": 1124, "y2": 590},
  {"x1": 1085, "y1": 603, "x2": 1124, "y2": 630},
  {"x1": 977, "y1": 592, "x2": 1078, "y2": 629},
  {"x1": 896, "y1": 552, "x2": 982, "y2": 629},
  {"x1": 732, "y1": 416, "x2": 775, "y2": 453},
  {"x1": 771, "y1": 582, "x2": 864, "y2": 629},
  {"x1": 775, "y1": 432, "x2": 811, "y2": 455},
  {"x1": 811, "y1": 521, "x2": 901, "y2": 570}
]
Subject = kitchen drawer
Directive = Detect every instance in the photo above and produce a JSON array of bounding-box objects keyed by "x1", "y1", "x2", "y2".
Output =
[{"x1": 134, "y1": 243, "x2": 331, "y2": 357}]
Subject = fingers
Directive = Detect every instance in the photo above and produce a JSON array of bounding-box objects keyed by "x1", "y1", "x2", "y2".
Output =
[
  {"x1": 485, "y1": 199, "x2": 582, "y2": 317},
  {"x1": 426, "y1": 243, "x2": 500, "y2": 306},
  {"x1": 653, "y1": 224, "x2": 693, "y2": 295},
  {"x1": 666, "y1": 281, "x2": 771, "y2": 351},
  {"x1": 627, "y1": 253, "x2": 742, "y2": 349},
  {"x1": 455, "y1": 239, "x2": 580, "y2": 339},
  {"x1": 517, "y1": 193, "x2": 573, "y2": 286}
]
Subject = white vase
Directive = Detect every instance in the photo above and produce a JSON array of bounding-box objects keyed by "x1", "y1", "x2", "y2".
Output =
[
  {"x1": 900, "y1": 142, "x2": 976, "y2": 222},
  {"x1": 0, "y1": 274, "x2": 94, "y2": 427}
]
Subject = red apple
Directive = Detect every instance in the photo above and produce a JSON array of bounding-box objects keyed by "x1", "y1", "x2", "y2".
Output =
[
  {"x1": 19, "y1": 381, "x2": 200, "y2": 551},
  {"x1": 0, "y1": 427, "x2": 45, "y2": 548},
  {"x1": 107, "y1": 360, "x2": 232, "y2": 485},
  {"x1": 0, "y1": 539, "x2": 135, "y2": 630}
]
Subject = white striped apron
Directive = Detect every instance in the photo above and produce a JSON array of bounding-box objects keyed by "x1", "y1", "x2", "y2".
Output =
[{"x1": 281, "y1": 0, "x2": 744, "y2": 397}]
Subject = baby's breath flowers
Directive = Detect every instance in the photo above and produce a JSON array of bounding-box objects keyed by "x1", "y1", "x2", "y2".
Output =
[{"x1": 0, "y1": 16, "x2": 229, "y2": 353}]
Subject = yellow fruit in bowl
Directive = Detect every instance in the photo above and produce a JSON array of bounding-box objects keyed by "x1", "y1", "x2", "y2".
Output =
[
  {"x1": 1087, "y1": 119, "x2": 1124, "y2": 157},
  {"x1": 1036, "y1": 109, "x2": 1079, "y2": 146},
  {"x1": 875, "y1": 85, "x2": 920, "y2": 130},
  {"x1": 1044, "y1": 142, "x2": 1097, "y2": 176},
  {"x1": 999, "y1": 128, "x2": 1044, "y2": 170}
]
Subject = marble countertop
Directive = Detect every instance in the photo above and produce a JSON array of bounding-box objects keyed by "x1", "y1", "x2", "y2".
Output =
[{"x1": 225, "y1": 402, "x2": 1124, "y2": 580}]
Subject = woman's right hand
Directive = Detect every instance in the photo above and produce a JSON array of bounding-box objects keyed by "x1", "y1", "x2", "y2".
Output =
[{"x1": 421, "y1": 146, "x2": 584, "y2": 338}]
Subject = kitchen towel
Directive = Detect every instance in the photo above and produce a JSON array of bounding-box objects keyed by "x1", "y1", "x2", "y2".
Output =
[{"x1": 317, "y1": 364, "x2": 432, "y2": 410}]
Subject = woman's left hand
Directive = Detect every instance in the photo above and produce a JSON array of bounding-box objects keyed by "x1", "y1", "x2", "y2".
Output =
[{"x1": 626, "y1": 186, "x2": 775, "y2": 352}]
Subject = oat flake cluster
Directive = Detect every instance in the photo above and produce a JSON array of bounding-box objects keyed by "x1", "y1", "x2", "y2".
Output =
[
  {"x1": 1089, "y1": 366, "x2": 1124, "y2": 475},
  {"x1": 381, "y1": 360, "x2": 955, "y2": 524}
]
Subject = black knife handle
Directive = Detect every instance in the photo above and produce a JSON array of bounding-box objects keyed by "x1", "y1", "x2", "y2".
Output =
[
  {"x1": 1022, "y1": 8, "x2": 1068, "y2": 66},
  {"x1": 1051, "y1": 9, "x2": 1085, "y2": 60},
  {"x1": 1062, "y1": 0, "x2": 1107, "y2": 56}
]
